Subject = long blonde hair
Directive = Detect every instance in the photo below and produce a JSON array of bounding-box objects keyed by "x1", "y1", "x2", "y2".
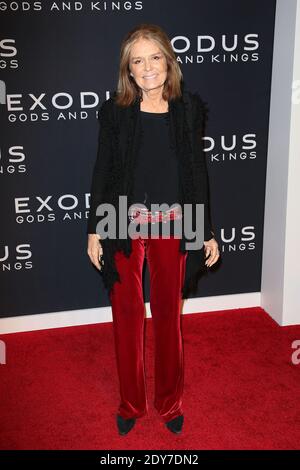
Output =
[{"x1": 115, "y1": 23, "x2": 183, "y2": 107}]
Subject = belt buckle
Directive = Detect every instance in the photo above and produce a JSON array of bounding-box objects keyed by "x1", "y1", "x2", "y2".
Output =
[{"x1": 129, "y1": 205, "x2": 182, "y2": 224}]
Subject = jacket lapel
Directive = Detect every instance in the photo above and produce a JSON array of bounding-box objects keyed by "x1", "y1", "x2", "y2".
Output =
[{"x1": 117, "y1": 98, "x2": 140, "y2": 169}]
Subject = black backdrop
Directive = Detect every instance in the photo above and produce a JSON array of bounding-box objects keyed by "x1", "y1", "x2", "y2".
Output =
[{"x1": 0, "y1": 0, "x2": 276, "y2": 317}]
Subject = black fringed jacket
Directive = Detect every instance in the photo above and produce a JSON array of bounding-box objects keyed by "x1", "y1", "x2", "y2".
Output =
[{"x1": 87, "y1": 83, "x2": 216, "y2": 299}]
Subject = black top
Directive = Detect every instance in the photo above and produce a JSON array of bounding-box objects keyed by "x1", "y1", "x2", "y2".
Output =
[{"x1": 131, "y1": 110, "x2": 180, "y2": 236}]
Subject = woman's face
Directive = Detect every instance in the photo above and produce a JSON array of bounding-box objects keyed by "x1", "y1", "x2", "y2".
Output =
[{"x1": 129, "y1": 38, "x2": 168, "y2": 93}]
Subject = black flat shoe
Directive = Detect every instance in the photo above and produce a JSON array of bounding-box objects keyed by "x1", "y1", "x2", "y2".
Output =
[
  {"x1": 165, "y1": 414, "x2": 184, "y2": 434},
  {"x1": 116, "y1": 414, "x2": 136, "y2": 435}
]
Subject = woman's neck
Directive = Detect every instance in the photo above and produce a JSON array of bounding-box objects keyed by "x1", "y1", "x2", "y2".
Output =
[{"x1": 140, "y1": 99, "x2": 168, "y2": 113}]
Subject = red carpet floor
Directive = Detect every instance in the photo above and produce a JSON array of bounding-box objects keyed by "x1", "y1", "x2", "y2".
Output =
[{"x1": 1, "y1": 307, "x2": 300, "y2": 450}]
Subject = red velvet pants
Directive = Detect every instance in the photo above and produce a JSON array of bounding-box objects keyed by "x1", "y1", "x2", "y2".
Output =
[{"x1": 109, "y1": 236, "x2": 187, "y2": 423}]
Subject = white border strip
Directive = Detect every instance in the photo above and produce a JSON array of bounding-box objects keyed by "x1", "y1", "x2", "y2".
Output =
[{"x1": 0, "y1": 292, "x2": 261, "y2": 335}]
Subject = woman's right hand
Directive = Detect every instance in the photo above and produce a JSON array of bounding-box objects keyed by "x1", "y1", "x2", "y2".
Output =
[{"x1": 87, "y1": 233, "x2": 103, "y2": 270}]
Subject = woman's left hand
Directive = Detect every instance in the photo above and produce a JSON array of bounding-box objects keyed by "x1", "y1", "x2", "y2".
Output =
[{"x1": 204, "y1": 237, "x2": 220, "y2": 267}]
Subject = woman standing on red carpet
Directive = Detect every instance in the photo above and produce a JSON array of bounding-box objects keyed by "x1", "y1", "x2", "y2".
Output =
[{"x1": 87, "y1": 23, "x2": 220, "y2": 436}]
